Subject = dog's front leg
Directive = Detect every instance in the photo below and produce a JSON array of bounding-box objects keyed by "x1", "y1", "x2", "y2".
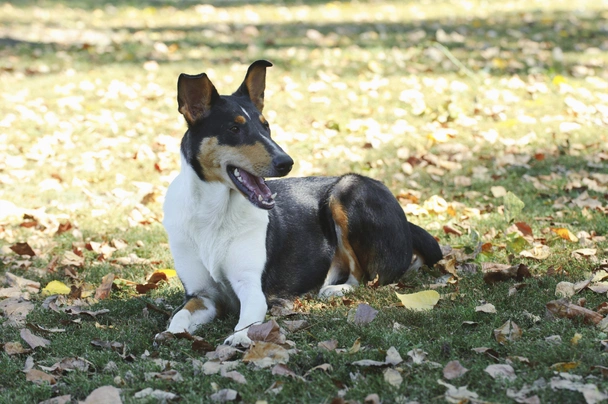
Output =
[
  {"x1": 224, "y1": 274, "x2": 267, "y2": 347},
  {"x1": 223, "y1": 234, "x2": 268, "y2": 347}
]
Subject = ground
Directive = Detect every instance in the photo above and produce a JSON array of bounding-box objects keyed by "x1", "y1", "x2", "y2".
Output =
[{"x1": 1, "y1": 0, "x2": 608, "y2": 403}]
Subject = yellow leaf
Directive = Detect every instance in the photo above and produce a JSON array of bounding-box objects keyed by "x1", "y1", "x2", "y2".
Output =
[
  {"x1": 154, "y1": 269, "x2": 177, "y2": 278},
  {"x1": 570, "y1": 333, "x2": 582, "y2": 345},
  {"x1": 395, "y1": 290, "x2": 440, "y2": 311},
  {"x1": 551, "y1": 228, "x2": 578, "y2": 242},
  {"x1": 552, "y1": 75, "x2": 567, "y2": 86},
  {"x1": 551, "y1": 362, "x2": 579, "y2": 372},
  {"x1": 41, "y1": 280, "x2": 71, "y2": 296}
]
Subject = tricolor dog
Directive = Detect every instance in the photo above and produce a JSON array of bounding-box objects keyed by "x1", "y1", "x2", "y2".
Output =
[{"x1": 158, "y1": 60, "x2": 443, "y2": 346}]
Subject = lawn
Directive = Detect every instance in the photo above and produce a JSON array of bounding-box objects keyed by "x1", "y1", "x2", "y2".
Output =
[{"x1": 1, "y1": 0, "x2": 608, "y2": 402}]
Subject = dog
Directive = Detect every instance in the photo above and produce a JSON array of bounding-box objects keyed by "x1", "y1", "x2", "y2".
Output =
[{"x1": 156, "y1": 60, "x2": 443, "y2": 346}]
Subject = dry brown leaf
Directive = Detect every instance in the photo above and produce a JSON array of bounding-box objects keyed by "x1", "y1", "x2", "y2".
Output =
[
  {"x1": 437, "y1": 379, "x2": 479, "y2": 403},
  {"x1": 210, "y1": 389, "x2": 239, "y2": 402},
  {"x1": 82, "y1": 386, "x2": 122, "y2": 403},
  {"x1": 5, "y1": 272, "x2": 40, "y2": 293},
  {"x1": 485, "y1": 364, "x2": 517, "y2": 381},
  {"x1": 348, "y1": 337, "x2": 361, "y2": 354},
  {"x1": 4, "y1": 341, "x2": 32, "y2": 355},
  {"x1": 318, "y1": 339, "x2": 338, "y2": 351},
  {"x1": 546, "y1": 298, "x2": 603, "y2": 325},
  {"x1": 443, "y1": 360, "x2": 468, "y2": 380},
  {"x1": 385, "y1": 346, "x2": 403, "y2": 366},
  {"x1": 38, "y1": 395, "x2": 71, "y2": 404},
  {"x1": 10, "y1": 242, "x2": 36, "y2": 256},
  {"x1": 494, "y1": 320, "x2": 522, "y2": 344},
  {"x1": 0, "y1": 298, "x2": 35, "y2": 326},
  {"x1": 20, "y1": 328, "x2": 50, "y2": 349},
  {"x1": 348, "y1": 303, "x2": 378, "y2": 325},
  {"x1": 145, "y1": 370, "x2": 183, "y2": 382},
  {"x1": 472, "y1": 347, "x2": 500, "y2": 361},
  {"x1": 383, "y1": 367, "x2": 403, "y2": 387},
  {"x1": 25, "y1": 369, "x2": 56, "y2": 385},
  {"x1": 247, "y1": 319, "x2": 284, "y2": 343},
  {"x1": 551, "y1": 361, "x2": 579, "y2": 372},
  {"x1": 271, "y1": 364, "x2": 302, "y2": 380},
  {"x1": 555, "y1": 282, "x2": 576, "y2": 298},
  {"x1": 482, "y1": 263, "x2": 531, "y2": 284},
  {"x1": 304, "y1": 363, "x2": 333, "y2": 377},
  {"x1": 475, "y1": 303, "x2": 496, "y2": 314},
  {"x1": 282, "y1": 320, "x2": 308, "y2": 333},
  {"x1": 515, "y1": 222, "x2": 534, "y2": 237},
  {"x1": 242, "y1": 341, "x2": 289, "y2": 368},
  {"x1": 443, "y1": 225, "x2": 463, "y2": 236},
  {"x1": 94, "y1": 273, "x2": 115, "y2": 300},
  {"x1": 520, "y1": 245, "x2": 551, "y2": 260},
  {"x1": 61, "y1": 251, "x2": 84, "y2": 267},
  {"x1": 221, "y1": 369, "x2": 247, "y2": 384}
]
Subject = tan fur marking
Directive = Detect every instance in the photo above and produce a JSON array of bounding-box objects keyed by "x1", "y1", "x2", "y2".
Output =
[
  {"x1": 197, "y1": 137, "x2": 273, "y2": 185},
  {"x1": 259, "y1": 115, "x2": 266, "y2": 124},
  {"x1": 184, "y1": 297, "x2": 206, "y2": 313},
  {"x1": 329, "y1": 197, "x2": 363, "y2": 282},
  {"x1": 235, "y1": 115, "x2": 246, "y2": 124}
]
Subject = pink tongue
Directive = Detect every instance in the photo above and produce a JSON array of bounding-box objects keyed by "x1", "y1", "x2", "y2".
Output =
[{"x1": 239, "y1": 170, "x2": 272, "y2": 201}]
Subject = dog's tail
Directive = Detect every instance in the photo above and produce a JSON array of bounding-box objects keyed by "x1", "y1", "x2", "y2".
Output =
[{"x1": 407, "y1": 222, "x2": 443, "y2": 271}]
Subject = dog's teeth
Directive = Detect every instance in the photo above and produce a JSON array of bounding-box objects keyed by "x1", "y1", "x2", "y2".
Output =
[
  {"x1": 271, "y1": 193, "x2": 277, "y2": 199},
  {"x1": 258, "y1": 195, "x2": 263, "y2": 202},
  {"x1": 234, "y1": 168, "x2": 240, "y2": 176}
]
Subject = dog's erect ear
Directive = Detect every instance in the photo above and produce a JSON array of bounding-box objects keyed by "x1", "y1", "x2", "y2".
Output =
[
  {"x1": 233, "y1": 60, "x2": 272, "y2": 112},
  {"x1": 177, "y1": 73, "x2": 220, "y2": 125}
]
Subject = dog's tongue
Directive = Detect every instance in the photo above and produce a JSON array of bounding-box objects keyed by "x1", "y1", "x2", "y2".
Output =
[{"x1": 239, "y1": 169, "x2": 274, "y2": 207}]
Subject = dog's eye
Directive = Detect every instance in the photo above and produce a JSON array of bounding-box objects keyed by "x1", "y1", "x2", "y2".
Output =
[{"x1": 230, "y1": 126, "x2": 240, "y2": 134}]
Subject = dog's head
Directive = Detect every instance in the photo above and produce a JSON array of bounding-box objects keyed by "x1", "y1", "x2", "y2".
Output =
[{"x1": 177, "y1": 60, "x2": 293, "y2": 210}]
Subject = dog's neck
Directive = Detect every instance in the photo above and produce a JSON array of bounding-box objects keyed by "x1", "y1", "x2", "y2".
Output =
[{"x1": 178, "y1": 154, "x2": 263, "y2": 227}]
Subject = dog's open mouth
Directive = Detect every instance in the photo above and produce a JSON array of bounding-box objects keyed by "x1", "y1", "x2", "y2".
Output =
[{"x1": 227, "y1": 166, "x2": 276, "y2": 209}]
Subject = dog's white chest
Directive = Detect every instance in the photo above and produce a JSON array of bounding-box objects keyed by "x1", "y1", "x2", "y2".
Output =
[{"x1": 163, "y1": 164, "x2": 269, "y2": 283}]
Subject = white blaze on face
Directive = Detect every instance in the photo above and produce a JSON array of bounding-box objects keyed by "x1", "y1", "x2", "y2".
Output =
[{"x1": 240, "y1": 106, "x2": 251, "y2": 120}]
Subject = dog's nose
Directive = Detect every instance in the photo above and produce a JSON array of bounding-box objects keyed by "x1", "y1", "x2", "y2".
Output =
[{"x1": 272, "y1": 154, "x2": 294, "y2": 176}]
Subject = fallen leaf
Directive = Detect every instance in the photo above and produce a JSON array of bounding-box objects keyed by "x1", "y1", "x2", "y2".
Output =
[
  {"x1": 304, "y1": 363, "x2": 333, "y2": 377},
  {"x1": 475, "y1": 303, "x2": 497, "y2": 314},
  {"x1": 482, "y1": 263, "x2": 531, "y2": 284},
  {"x1": 210, "y1": 389, "x2": 239, "y2": 402},
  {"x1": 61, "y1": 250, "x2": 84, "y2": 267},
  {"x1": 551, "y1": 362, "x2": 579, "y2": 372},
  {"x1": 443, "y1": 360, "x2": 468, "y2": 380},
  {"x1": 504, "y1": 192, "x2": 525, "y2": 223},
  {"x1": 347, "y1": 337, "x2": 361, "y2": 354},
  {"x1": 133, "y1": 388, "x2": 178, "y2": 401},
  {"x1": 491, "y1": 186, "x2": 507, "y2": 198},
  {"x1": 494, "y1": 320, "x2": 522, "y2": 344},
  {"x1": 25, "y1": 369, "x2": 56, "y2": 385},
  {"x1": 383, "y1": 368, "x2": 403, "y2": 387},
  {"x1": 10, "y1": 242, "x2": 36, "y2": 256},
  {"x1": 38, "y1": 395, "x2": 71, "y2": 404},
  {"x1": 20, "y1": 328, "x2": 50, "y2": 349},
  {"x1": 546, "y1": 298, "x2": 603, "y2": 324},
  {"x1": 5, "y1": 272, "x2": 40, "y2": 293},
  {"x1": 386, "y1": 347, "x2": 404, "y2": 366},
  {"x1": 348, "y1": 303, "x2": 378, "y2": 325},
  {"x1": 395, "y1": 290, "x2": 440, "y2": 311},
  {"x1": 82, "y1": 386, "x2": 122, "y2": 403},
  {"x1": 248, "y1": 319, "x2": 284, "y2": 344},
  {"x1": 42, "y1": 280, "x2": 71, "y2": 296},
  {"x1": 242, "y1": 341, "x2": 289, "y2": 368},
  {"x1": 318, "y1": 339, "x2": 338, "y2": 351},
  {"x1": 0, "y1": 297, "x2": 35, "y2": 326},
  {"x1": 4, "y1": 341, "x2": 32, "y2": 355},
  {"x1": 485, "y1": 364, "x2": 517, "y2": 381},
  {"x1": 551, "y1": 228, "x2": 579, "y2": 242},
  {"x1": 282, "y1": 320, "x2": 308, "y2": 332},
  {"x1": 271, "y1": 364, "x2": 302, "y2": 380},
  {"x1": 472, "y1": 347, "x2": 500, "y2": 361},
  {"x1": 520, "y1": 245, "x2": 551, "y2": 260},
  {"x1": 145, "y1": 370, "x2": 183, "y2": 382},
  {"x1": 94, "y1": 273, "x2": 115, "y2": 300},
  {"x1": 437, "y1": 379, "x2": 479, "y2": 403},
  {"x1": 572, "y1": 248, "x2": 597, "y2": 259},
  {"x1": 555, "y1": 282, "x2": 576, "y2": 298},
  {"x1": 222, "y1": 369, "x2": 247, "y2": 384}
]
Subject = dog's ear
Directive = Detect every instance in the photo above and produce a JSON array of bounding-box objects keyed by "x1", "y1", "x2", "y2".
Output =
[
  {"x1": 233, "y1": 60, "x2": 272, "y2": 112},
  {"x1": 177, "y1": 73, "x2": 220, "y2": 125}
]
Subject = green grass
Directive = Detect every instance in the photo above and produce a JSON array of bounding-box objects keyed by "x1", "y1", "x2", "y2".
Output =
[{"x1": 1, "y1": 0, "x2": 608, "y2": 402}]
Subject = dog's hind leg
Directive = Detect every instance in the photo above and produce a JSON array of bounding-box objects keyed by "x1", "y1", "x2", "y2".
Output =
[{"x1": 319, "y1": 174, "x2": 416, "y2": 293}]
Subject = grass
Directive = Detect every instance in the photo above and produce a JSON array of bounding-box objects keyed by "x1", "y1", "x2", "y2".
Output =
[{"x1": 1, "y1": 0, "x2": 608, "y2": 402}]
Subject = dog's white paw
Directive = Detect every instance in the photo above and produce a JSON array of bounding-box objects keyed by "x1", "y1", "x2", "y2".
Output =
[
  {"x1": 224, "y1": 330, "x2": 252, "y2": 347},
  {"x1": 154, "y1": 331, "x2": 176, "y2": 345},
  {"x1": 319, "y1": 284, "x2": 354, "y2": 298}
]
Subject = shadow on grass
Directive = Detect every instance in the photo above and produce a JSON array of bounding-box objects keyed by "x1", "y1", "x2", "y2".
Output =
[{"x1": 1, "y1": 5, "x2": 606, "y2": 78}]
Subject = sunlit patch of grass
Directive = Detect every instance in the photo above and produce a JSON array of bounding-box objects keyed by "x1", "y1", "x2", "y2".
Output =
[{"x1": 1, "y1": 0, "x2": 608, "y2": 402}]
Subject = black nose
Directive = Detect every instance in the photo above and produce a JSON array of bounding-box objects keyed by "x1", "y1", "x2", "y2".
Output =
[{"x1": 272, "y1": 154, "x2": 294, "y2": 176}]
